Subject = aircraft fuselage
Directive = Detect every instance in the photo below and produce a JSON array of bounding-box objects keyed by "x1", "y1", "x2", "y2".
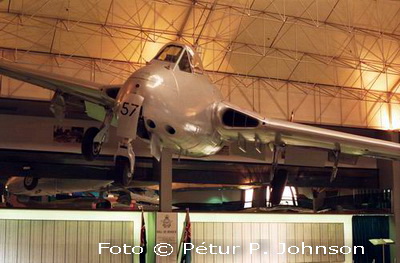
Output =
[{"x1": 117, "y1": 58, "x2": 225, "y2": 157}]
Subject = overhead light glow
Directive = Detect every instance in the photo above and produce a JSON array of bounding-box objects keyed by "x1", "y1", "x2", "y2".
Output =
[
  {"x1": 390, "y1": 105, "x2": 400, "y2": 130},
  {"x1": 381, "y1": 105, "x2": 391, "y2": 130}
]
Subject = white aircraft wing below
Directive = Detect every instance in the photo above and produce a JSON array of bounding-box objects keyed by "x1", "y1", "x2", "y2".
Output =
[
  {"x1": 0, "y1": 61, "x2": 115, "y2": 107},
  {"x1": 216, "y1": 101, "x2": 400, "y2": 161}
]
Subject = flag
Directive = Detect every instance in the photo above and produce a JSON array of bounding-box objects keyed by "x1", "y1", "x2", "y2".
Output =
[
  {"x1": 180, "y1": 209, "x2": 191, "y2": 263},
  {"x1": 140, "y1": 209, "x2": 147, "y2": 263}
]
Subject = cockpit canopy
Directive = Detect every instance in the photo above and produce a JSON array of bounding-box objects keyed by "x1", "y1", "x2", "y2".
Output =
[
  {"x1": 154, "y1": 45, "x2": 182, "y2": 63},
  {"x1": 153, "y1": 43, "x2": 204, "y2": 74}
]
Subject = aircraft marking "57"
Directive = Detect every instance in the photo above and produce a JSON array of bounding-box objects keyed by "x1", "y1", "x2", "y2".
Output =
[{"x1": 120, "y1": 102, "x2": 139, "y2": 116}]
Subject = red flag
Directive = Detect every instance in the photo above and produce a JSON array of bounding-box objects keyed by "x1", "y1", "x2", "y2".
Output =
[
  {"x1": 180, "y1": 209, "x2": 191, "y2": 263},
  {"x1": 184, "y1": 209, "x2": 191, "y2": 243},
  {"x1": 140, "y1": 209, "x2": 147, "y2": 263}
]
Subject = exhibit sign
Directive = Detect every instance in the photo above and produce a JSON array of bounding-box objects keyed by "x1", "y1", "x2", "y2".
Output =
[{"x1": 156, "y1": 212, "x2": 177, "y2": 263}]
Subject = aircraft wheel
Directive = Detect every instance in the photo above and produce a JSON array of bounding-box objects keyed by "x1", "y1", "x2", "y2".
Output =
[
  {"x1": 95, "y1": 200, "x2": 112, "y2": 209},
  {"x1": 23, "y1": 176, "x2": 38, "y2": 191},
  {"x1": 114, "y1": 157, "x2": 132, "y2": 187},
  {"x1": 269, "y1": 169, "x2": 288, "y2": 206},
  {"x1": 82, "y1": 127, "x2": 101, "y2": 161},
  {"x1": 0, "y1": 183, "x2": 4, "y2": 194}
]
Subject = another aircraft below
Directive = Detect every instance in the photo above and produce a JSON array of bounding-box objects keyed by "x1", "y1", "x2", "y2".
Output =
[{"x1": 4, "y1": 176, "x2": 160, "y2": 210}]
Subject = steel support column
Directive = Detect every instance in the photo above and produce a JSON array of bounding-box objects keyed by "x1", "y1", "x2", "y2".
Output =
[
  {"x1": 378, "y1": 132, "x2": 400, "y2": 261},
  {"x1": 154, "y1": 149, "x2": 173, "y2": 212},
  {"x1": 391, "y1": 133, "x2": 400, "y2": 262}
]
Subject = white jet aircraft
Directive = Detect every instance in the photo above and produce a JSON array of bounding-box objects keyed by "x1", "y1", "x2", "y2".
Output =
[{"x1": 1, "y1": 42, "x2": 400, "y2": 192}]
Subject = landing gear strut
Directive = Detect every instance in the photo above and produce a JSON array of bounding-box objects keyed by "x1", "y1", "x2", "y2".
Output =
[
  {"x1": 114, "y1": 93, "x2": 144, "y2": 187},
  {"x1": 81, "y1": 91, "x2": 143, "y2": 187},
  {"x1": 330, "y1": 143, "x2": 341, "y2": 182},
  {"x1": 115, "y1": 155, "x2": 134, "y2": 186},
  {"x1": 269, "y1": 169, "x2": 288, "y2": 206},
  {"x1": 268, "y1": 137, "x2": 285, "y2": 181}
]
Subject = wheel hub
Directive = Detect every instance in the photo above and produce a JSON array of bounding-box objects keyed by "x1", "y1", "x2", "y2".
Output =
[{"x1": 25, "y1": 177, "x2": 33, "y2": 185}]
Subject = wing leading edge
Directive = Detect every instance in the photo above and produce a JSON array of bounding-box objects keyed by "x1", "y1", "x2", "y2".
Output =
[
  {"x1": 216, "y1": 101, "x2": 400, "y2": 161},
  {"x1": 0, "y1": 61, "x2": 115, "y2": 107}
]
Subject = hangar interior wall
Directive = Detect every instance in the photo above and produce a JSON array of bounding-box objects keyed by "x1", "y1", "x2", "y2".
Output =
[
  {"x1": 190, "y1": 222, "x2": 345, "y2": 263},
  {"x1": 0, "y1": 114, "x2": 120, "y2": 155},
  {"x1": 0, "y1": 210, "x2": 142, "y2": 263},
  {"x1": 0, "y1": 219, "x2": 134, "y2": 263},
  {"x1": 178, "y1": 213, "x2": 353, "y2": 263}
]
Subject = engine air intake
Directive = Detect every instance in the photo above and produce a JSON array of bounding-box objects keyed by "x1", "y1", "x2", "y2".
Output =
[
  {"x1": 222, "y1": 109, "x2": 259, "y2": 127},
  {"x1": 105, "y1": 87, "x2": 120, "y2": 99}
]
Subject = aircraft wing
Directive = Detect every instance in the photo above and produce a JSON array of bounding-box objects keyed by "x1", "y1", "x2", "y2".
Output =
[
  {"x1": 0, "y1": 61, "x2": 115, "y2": 107},
  {"x1": 216, "y1": 101, "x2": 400, "y2": 161}
]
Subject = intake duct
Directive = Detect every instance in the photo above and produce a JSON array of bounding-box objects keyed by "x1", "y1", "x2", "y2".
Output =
[
  {"x1": 222, "y1": 108, "x2": 259, "y2": 128},
  {"x1": 104, "y1": 87, "x2": 120, "y2": 99}
]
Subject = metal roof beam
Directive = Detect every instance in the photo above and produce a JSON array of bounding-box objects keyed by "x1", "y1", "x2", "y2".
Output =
[
  {"x1": 154, "y1": 0, "x2": 400, "y2": 41},
  {"x1": 0, "y1": 10, "x2": 397, "y2": 75}
]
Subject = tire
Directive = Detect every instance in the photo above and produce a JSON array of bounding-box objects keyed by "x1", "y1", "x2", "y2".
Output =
[
  {"x1": 23, "y1": 176, "x2": 39, "y2": 191},
  {"x1": 81, "y1": 127, "x2": 101, "y2": 161},
  {"x1": 95, "y1": 200, "x2": 112, "y2": 209},
  {"x1": 269, "y1": 169, "x2": 288, "y2": 206},
  {"x1": 114, "y1": 157, "x2": 133, "y2": 187}
]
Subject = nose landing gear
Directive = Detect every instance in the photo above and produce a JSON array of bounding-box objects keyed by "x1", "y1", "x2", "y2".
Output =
[
  {"x1": 115, "y1": 157, "x2": 132, "y2": 186},
  {"x1": 81, "y1": 93, "x2": 144, "y2": 187},
  {"x1": 114, "y1": 140, "x2": 136, "y2": 187},
  {"x1": 114, "y1": 93, "x2": 144, "y2": 187}
]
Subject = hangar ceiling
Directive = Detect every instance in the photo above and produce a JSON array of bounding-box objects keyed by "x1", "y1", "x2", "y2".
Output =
[{"x1": 0, "y1": 0, "x2": 399, "y2": 129}]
